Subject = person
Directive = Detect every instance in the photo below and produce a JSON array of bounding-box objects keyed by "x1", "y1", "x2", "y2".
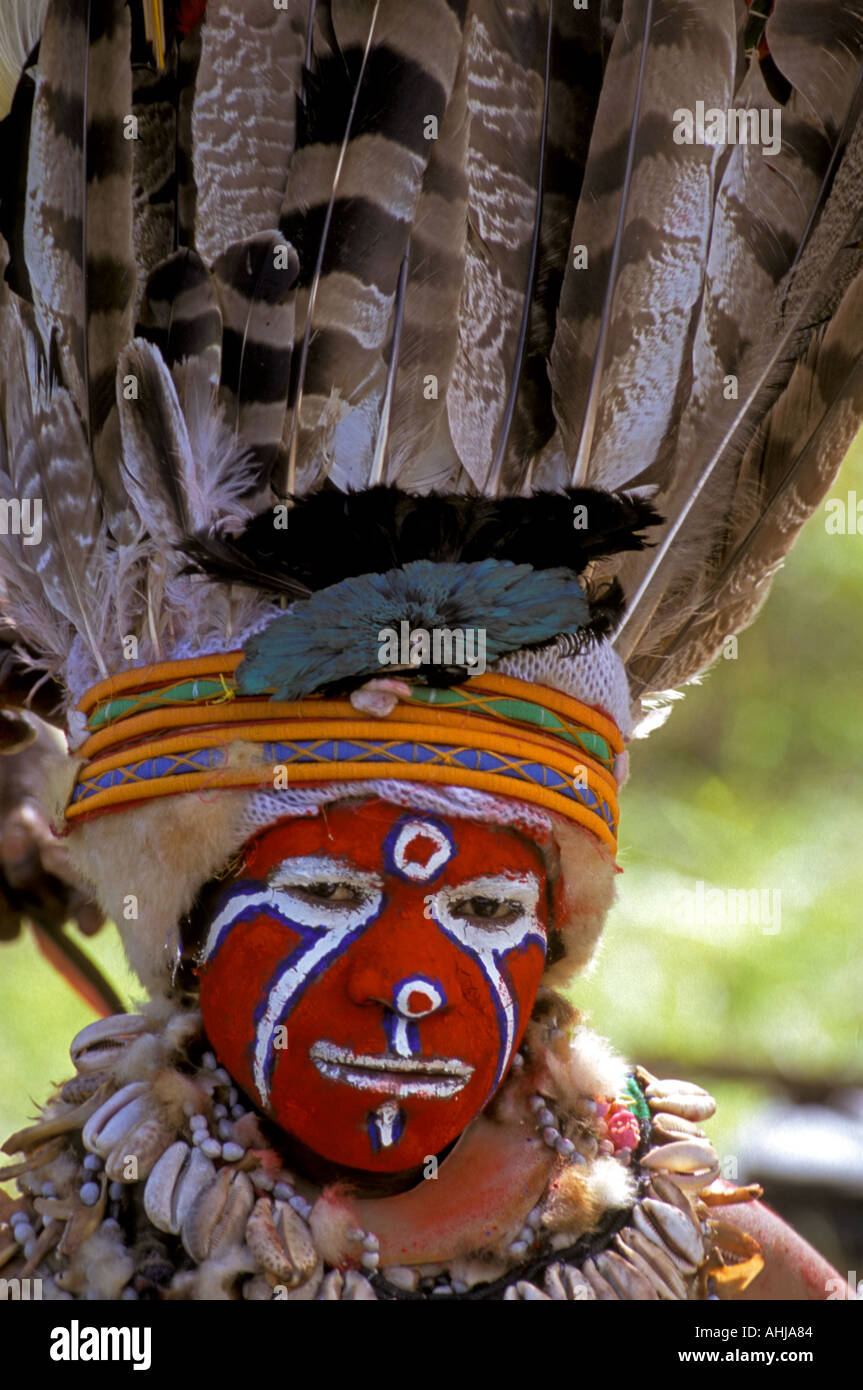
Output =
[{"x1": 1, "y1": 0, "x2": 860, "y2": 1301}]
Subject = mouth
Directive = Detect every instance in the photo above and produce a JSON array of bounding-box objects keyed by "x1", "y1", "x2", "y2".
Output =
[{"x1": 309, "y1": 1041, "x2": 474, "y2": 1098}]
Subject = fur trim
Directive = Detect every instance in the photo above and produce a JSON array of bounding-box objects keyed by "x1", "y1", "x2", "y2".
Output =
[
  {"x1": 544, "y1": 818, "x2": 619, "y2": 983},
  {"x1": 56, "y1": 787, "x2": 252, "y2": 992}
]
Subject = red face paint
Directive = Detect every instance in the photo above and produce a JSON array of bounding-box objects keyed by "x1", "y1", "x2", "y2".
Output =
[{"x1": 198, "y1": 800, "x2": 549, "y2": 1172}]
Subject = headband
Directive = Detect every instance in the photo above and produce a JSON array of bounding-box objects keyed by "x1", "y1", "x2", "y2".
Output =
[{"x1": 66, "y1": 657, "x2": 623, "y2": 852}]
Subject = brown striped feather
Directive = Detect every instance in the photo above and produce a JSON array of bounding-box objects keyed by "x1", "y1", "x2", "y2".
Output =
[{"x1": 192, "y1": 0, "x2": 306, "y2": 266}]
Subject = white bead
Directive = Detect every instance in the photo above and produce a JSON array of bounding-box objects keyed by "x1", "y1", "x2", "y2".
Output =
[
  {"x1": 213, "y1": 1103, "x2": 228, "y2": 1119},
  {"x1": 542, "y1": 1126, "x2": 560, "y2": 1147},
  {"x1": 80, "y1": 1182, "x2": 100, "y2": 1207},
  {"x1": 273, "y1": 1182, "x2": 294, "y2": 1201},
  {"x1": 83, "y1": 1153, "x2": 102, "y2": 1171},
  {"x1": 537, "y1": 1107, "x2": 555, "y2": 1128},
  {"x1": 556, "y1": 1137, "x2": 576, "y2": 1159},
  {"x1": 222, "y1": 1142, "x2": 245, "y2": 1163},
  {"x1": 200, "y1": 1138, "x2": 222, "y2": 1159}
]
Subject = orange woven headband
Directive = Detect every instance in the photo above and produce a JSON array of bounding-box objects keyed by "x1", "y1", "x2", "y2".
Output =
[{"x1": 67, "y1": 657, "x2": 623, "y2": 852}]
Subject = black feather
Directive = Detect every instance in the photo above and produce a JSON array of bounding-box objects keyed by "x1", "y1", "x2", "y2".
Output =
[{"x1": 181, "y1": 484, "x2": 661, "y2": 601}]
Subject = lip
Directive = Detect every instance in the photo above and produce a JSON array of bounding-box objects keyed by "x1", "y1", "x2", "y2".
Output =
[{"x1": 309, "y1": 1041, "x2": 474, "y2": 1098}]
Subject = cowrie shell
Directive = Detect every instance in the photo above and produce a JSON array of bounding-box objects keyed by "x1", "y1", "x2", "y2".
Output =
[
  {"x1": 143, "y1": 1141, "x2": 215, "y2": 1235},
  {"x1": 81, "y1": 1082, "x2": 149, "y2": 1156},
  {"x1": 641, "y1": 1138, "x2": 719, "y2": 1174},
  {"x1": 595, "y1": 1249, "x2": 660, "y2": 1301},
  {"x1": 70, "y1": 1015, "x2": 149, "y2": 1075},
  {"x1": 643, "y1": 1197, "x2": 705, "y2": 1266}
]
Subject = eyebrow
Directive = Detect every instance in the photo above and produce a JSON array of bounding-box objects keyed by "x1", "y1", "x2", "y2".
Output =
[{"x1": 266, "y1": 855, "x2": 383, "y2": 886}]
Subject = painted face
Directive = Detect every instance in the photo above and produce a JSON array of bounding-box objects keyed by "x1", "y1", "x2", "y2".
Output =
[{"x1": 197, "y1": 800, "x2": 549, "y2": 1172}]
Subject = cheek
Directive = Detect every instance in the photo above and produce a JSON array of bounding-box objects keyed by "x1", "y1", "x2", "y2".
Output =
[{"x1": 198, "y1": 915, "x2": 303, "y2": 1102}]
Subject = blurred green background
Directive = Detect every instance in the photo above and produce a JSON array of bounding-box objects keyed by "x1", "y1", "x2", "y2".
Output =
[{"x1": 2, "y1": 439, "x2": 862, "y2": 1254}]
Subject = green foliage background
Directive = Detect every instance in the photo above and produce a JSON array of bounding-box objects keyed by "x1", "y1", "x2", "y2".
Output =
[{"x1": 2, "y1": 441, "x2": 862, "y2": 1213}]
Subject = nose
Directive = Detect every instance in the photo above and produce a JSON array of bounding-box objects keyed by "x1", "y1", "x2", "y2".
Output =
[
  {"x1": 347, "y1": 963, "x2": 451, "y2": 1015},
  {"x1": 345, "y1": 903, "x2": 462, "y2": 1012},
  {"x1": 393, "y1": 977, "x2": 445, "y2": 1018}
]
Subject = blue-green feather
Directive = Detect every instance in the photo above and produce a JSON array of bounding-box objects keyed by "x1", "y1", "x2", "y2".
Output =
[{"x1": 237, "y1": 560, "x2": 590, "y2": 700}]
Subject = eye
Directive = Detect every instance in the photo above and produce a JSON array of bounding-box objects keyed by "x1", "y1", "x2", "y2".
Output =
[
  {"x1": 450, "y1": 896, "x2": 524, "y2": 927},
  {"x1": 290, "y1": 881, "x2": 366, "y2": 905}
]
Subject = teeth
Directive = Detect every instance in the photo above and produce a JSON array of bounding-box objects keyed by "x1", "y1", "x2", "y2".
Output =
[
  {"x1": 595, "y1": 1249, "x2": 660, "y2": 1301},
  {"x1": 642, "y1": 1197, "x2": 705, "y2": 1267},
  {"x1": 641, "y1": 1138, "x2": 720, "y2": 1175},
  {"x1": 143, "y1": 1141, "x2": 216, "y2": 1235},
  {"x1": 70, "y1": 1015, "x2": 149, "y2": 1075},
  {"x1": 181, "y1": 1167, "x2": 255, "y2": 1263},
  {"x1": 309, "y1": 1042, "x2": 471, "y2": 1077},
  {"x1": 81, "y1": 1083, "x2": 150, "y2": 1157}
]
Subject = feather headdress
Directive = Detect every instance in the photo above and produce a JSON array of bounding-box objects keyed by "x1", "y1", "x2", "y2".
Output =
[{"x1": 2, "y1": 0, "x2": 863, "y2": 992}]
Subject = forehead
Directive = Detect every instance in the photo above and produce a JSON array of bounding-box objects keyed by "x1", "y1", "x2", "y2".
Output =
[{"x1": 241, "y1": 800, "x2": 546, "y2": 883}]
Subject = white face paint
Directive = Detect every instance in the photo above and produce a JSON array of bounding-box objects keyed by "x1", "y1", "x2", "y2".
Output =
[
  {"x1": 199, "y1": 855, "x2": 385, "y2": 1106},
  {"x1": 431, "y1": 872, "x2": 542, "y2": 952},
  {"x1": 309, "y1": 1040, "x2": 473, "y2": 1098},
  {"x1": 388, "y1": 818, "x2": 455, "y2": 881},
  {"x1": 427, "y1": 871, "x2": 545, "y2": 1087}
]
